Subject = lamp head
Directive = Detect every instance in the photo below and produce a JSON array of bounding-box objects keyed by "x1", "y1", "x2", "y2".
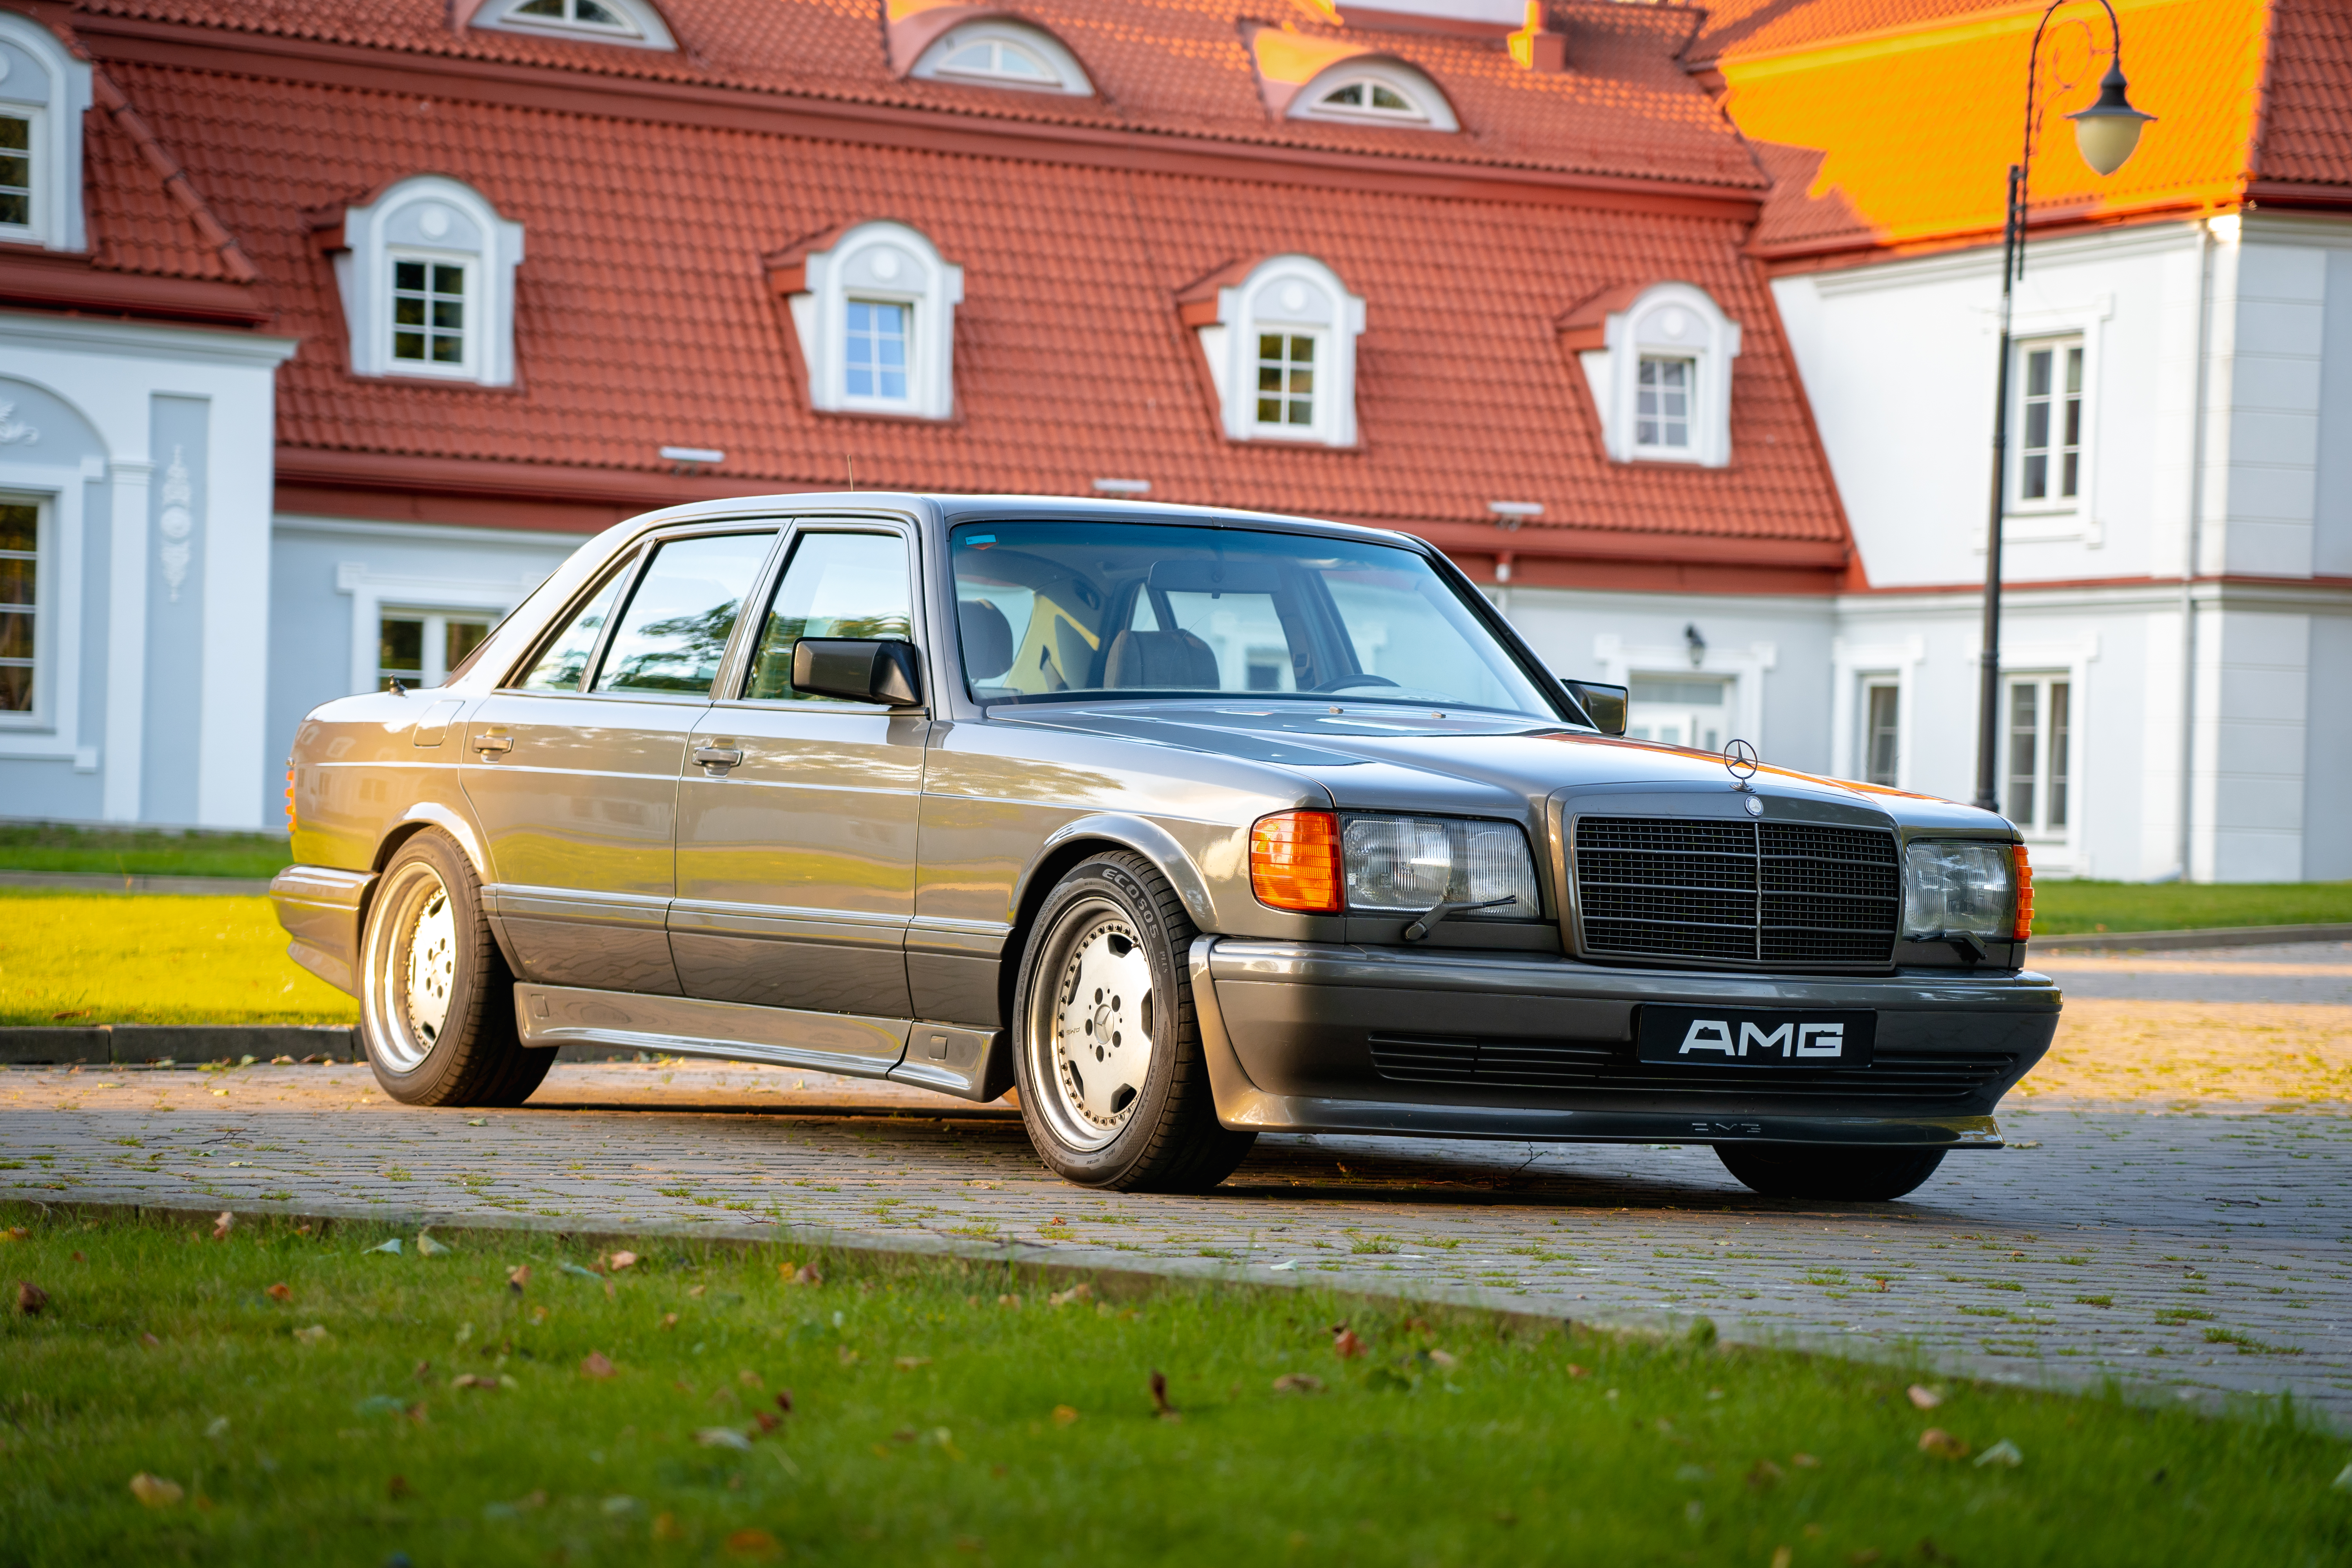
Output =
[{"x1": 2067, "y1": 58, "x2": 2154, "y2": 176}]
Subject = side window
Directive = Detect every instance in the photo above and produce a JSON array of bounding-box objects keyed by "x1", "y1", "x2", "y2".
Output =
[
  {"x1": 743, "y1": 533, "x2": 913, "y2": 702},
  {"x1": 516, "y1": 563, "x2": 628, "y2": 693},
  {"x1": 594, "y1": 532, "x2": 777, "y2": 695}
]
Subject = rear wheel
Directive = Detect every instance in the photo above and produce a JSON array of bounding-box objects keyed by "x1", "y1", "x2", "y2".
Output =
[
  {"x1": 1715, "y1": 1143, "x2": 1947, "y2": 1201},
  {"x1": 359, "y1": 830, "x2": 550, "y2": 1108},
  {"x1": 1012, "y1": 851, "x2": 1255, "y2": 1192}
]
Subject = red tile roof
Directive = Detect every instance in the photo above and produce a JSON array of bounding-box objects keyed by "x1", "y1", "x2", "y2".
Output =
[
  {"x1": 27, "y1": 0, "x2": 1856, "y2": 573},
  {"x1": 2254, "y1": 0, "x2": 2352, "y2": 191}
]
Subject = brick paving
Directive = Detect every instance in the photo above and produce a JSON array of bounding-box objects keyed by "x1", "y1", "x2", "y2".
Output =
[{"x1": 6, "y1": 1049, "x2": 2349, "y2": 1425}]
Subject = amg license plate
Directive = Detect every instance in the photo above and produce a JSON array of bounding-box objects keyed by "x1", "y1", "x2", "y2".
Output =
[{"x1": 1637, "y1": 1006, "x2": 1876, "y2": 1067}]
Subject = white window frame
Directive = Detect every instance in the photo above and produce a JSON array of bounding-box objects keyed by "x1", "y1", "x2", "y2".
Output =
[
  {"x1": 909, "y1": 20, "x2": 1094, "y2": 96},
  {"x1": 0, "y1": 490, "x2": 44, "y2": 727},
  {"x1": 1634, "y1": 354, "x2": 1697, "y2": 457},
  {"x1": 1590, "y1": 632, "x2": 1776, "y2": 756},
  {"x1": 385, "y1": 250, "x2": 478, "y2": 380},
  {"x1": 1289, "y1": 59, "x2": 1458, "y2": 132},
  {"x1": 0, "y1": 12, "x2": 91, "y2": 253},
  {"x1": 1192, "y1": 255, "x2": 1366, "y2": 448},
  {"x1": 336, "y1": 562, "x2": 533, "y2": 698},
  {"x1": 2010, "y1": 334, "x2": 2085, "y2": 514},
  {"x1": 375, "y1": 606, "x2": 501, "y2": 692},
  {"x1": 332, "y1": 176, "x2": 524, "y2": 387},
  {"x1": 1829, "y1": 634, "x2": 1923, "y2": 793},
  {"x1": 1978, "y1": 294, "x2": 2110, "y2": 548},
  {"x1": 782, "y1": 221, "x2": 964, "y2": 422},
  {"x1": 2001, "y1": 671, "x2": 2074, "y2": 841},
  {"x1": 1575, "y1": 282, "x2": 1740, "y2": 467},
  {"x1": 1859, "y1": 677, "x2": 1901, "y2": 786},
  {"x1": 470, "y1": 0, "x2": 676, "y2": 50}
]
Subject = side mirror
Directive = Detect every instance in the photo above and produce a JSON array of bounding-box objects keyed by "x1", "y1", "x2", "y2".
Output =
[
  {"x1": 1562, "y1": 678, "x2": 1628, "y2": 736},
  {"x1": 791, "y1": 639, "x2": 924, "y2": 706}
]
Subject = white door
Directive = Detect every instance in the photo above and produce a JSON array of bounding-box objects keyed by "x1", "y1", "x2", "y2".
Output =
[{"x1": 1627, "y1": 675, "x2": 1731, "y2": 752}]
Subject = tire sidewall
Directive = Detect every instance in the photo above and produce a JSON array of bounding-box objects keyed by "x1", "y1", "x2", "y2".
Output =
[
  {"x1": 359, "y1": 830, "x2": 501, "y2": 1104},
  {"x1": 1013, "y1": 857, "x2": 1193, "y2": 1185}
]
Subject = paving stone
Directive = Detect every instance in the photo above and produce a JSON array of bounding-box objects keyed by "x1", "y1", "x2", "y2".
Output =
[{"x1": 3, "y1": 1058, "x2": 2346, "y2": 1426}]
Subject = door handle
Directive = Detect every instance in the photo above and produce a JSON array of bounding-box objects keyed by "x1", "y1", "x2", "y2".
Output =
[
  {"x1": 693, "y1": 744, "x2": 744, "y2": 773},
  {"x1": 471, "y1": 732, "x2": 513, "y2": 755}
]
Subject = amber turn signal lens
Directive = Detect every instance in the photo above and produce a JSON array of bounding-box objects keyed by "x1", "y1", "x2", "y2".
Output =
[
  {"x1": 2012, "y1": 842, "x2": 2034, "y2": 940},
  {"x1": 1250, "y1": 810, "x2": 1340, "y2": 913},
  {"x1": 285, "y1": 765, "x2": 297, "y2": 833}
]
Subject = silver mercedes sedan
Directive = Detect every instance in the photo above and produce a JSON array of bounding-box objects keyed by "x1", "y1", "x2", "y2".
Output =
[{"x1": 272, "y1": 495, "x2": 2058, "y2": 1199}]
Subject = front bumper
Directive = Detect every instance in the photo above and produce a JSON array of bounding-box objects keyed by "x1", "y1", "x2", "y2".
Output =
[{"x1": 1187, "y1": 938, "x2": 2061, "y2": 1148}]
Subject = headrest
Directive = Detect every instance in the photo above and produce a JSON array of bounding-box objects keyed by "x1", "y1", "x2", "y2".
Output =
[
  {"x1": 959, "y1": 597, "x2": 1014, "y2": 682},
  {"x1": 1103, "y1": 628, "x2": 1220, "y2": 690}
]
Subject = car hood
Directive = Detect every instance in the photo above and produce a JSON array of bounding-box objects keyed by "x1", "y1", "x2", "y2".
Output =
[{"x1": 996, "y1": 700, "x2": 2000, "y2": 829}]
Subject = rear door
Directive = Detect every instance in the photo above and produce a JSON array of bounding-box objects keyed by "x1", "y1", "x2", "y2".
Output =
[
  {"x1": 670, "y1": 521, "x2": 927, "y2": 1032},
  {"x1": 462, "y1": 526, "x2": 780, "y2": 994}
]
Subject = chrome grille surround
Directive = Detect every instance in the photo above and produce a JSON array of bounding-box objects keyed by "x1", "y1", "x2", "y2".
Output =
[{"x1": 1569, "y1": 812, "x2": 1900, "y2": 970}]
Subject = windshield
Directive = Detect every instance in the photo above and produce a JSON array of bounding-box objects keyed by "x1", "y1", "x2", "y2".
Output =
[{"x1": 951, "y1": 521, "x2": 1565, "y2": 719}]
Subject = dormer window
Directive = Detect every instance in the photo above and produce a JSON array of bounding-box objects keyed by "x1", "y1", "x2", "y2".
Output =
[
  {"x1": 769, "y1": 220, "x2": 964, "y2": 421},
  {"x1": 1290, "y1": 60, "x2": 1457, "y2": 132},
  {"x1": 0, "y1": 12, "x2": 92, "y2": 252},
  {"x1": 909, "y1": 20, "x2": 1093, "y2": 96},
  {"x1": 472, "y1": 0, "x2": 676, "y2": 50},
  {"x1": 327, "y1": 176, "x2": 525, "y2": 386},
  {"x1": 1180, "y1": 255, "x2": 1367, "y2": 448},
  {"x1": 1560, "y1": 281, "x2": 1741, "y2": 468}
]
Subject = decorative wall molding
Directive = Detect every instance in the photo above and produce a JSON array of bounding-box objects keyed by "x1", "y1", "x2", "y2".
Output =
[{"x1": 157, "y1": 444, "x2": 194, "y2": 603}]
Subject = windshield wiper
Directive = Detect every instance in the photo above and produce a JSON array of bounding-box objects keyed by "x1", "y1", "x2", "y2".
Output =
[{"x1": 1401, "y1": 895, "x2": 1520, "y2": 942}]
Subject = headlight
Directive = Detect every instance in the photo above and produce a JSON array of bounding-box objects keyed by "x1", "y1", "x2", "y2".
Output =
[
  {"x1": 1249, "y1": 811, "x2": 1541, "y2": 918},
  {"x1": 1902, "y1": 840, "x2": 2015, "y2": 939}
]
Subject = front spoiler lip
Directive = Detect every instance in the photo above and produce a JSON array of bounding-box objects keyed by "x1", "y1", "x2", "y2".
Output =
[{"x1": 1187, "y1": 936, "x2": 2053, "y2": 1146}]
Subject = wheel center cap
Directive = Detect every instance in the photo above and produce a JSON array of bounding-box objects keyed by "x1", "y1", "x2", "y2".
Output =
[{"x1": 1091, "y1": 1002, "x2": 1115, "y2": 1047}]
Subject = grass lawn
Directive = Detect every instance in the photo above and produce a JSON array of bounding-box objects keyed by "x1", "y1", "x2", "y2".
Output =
[
  {"x1": 0, "y1": 891, "x2": 355, "y2": 1028},
  {"x1": 2, "y1": 1209, "x2": 2347, "y2": 1567},
  {"x1": 2032, "y1": 880, "x2": 2352, "y2": 937},
  {"x1": 0, "y1": 824, "x2": 292, "y2": 882}
]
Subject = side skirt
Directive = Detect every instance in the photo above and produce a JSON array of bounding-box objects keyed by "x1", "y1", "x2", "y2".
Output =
[{"x1": 512, "y1": 985, "x2": 1007, "y2": 1102}]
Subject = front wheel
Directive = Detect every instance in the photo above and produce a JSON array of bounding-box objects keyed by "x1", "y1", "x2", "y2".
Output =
[
  {"x1": 358, "y1": 829, "x2": 551, "y2": 1108},
  {"x1": 1715, "y1": 1143, "x2": 1947, "y2": 1201},
  {"x1": 1011, "y1": 852, "x2": 1255, "y2": 1192}
]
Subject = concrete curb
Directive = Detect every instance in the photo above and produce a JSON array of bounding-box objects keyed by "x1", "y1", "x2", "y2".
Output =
[
  {"x1": 0, "y1": 1025, "x2": 361, "y2": 1065},
  {"x1": 7, "y1": 1192, "x2": 2299, "y2": 1433},
  {"x1": 2030, "y1": 921, "x2": 2352, "y2": 954},
  {"x1": 0, "y1": 869, "x2": 276, "y2": 895}
]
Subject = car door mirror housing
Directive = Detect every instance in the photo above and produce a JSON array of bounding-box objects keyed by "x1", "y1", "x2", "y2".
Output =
[
  {"x1": 1563, "y1": 678, "x2": 1628, "y2": 736},
  {"x1": 791, "y1": 638, "x2": 924, "y2": 706}
]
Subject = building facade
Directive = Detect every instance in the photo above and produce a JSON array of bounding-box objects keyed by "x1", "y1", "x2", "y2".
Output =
[{"x1": 1, "y1": 0, "x2": 2343, "y2": 881}]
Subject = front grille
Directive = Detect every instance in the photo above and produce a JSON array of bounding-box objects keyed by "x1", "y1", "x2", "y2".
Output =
[
  {"x1": 1367, "y1": 1033, "x2": 2011, "y2": 1103},
  {"x1": 1573, "y1": 816, "x2": 1899, "y2": 968}
]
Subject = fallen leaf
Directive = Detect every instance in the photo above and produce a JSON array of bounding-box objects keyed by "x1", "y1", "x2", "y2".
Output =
[
  {"x1": 368, "y1": 1239, "x2": 403, "y2": 1256},
  {"x1": 754, "y1": 1411, "x2": 781, "y2": 1434},
  {"x1": 17, "y1": 1281, "x2": 48, "y2": 1316},
  {"x1": 581, "y1": 1351, "x2": 616, "y2": 1379},
  {"x1": 1051, "y1": 1404, "x2": 1080, "y2": 1426},
  {"x1": 661, "y1": 1312, "x2": 680, "y2": 1330},
  {"x1": 530, "y1": 1305, "x2": 548, "y2": 1324},
  {"x1": 0, "y1": 1228, "x2": 25, "y2": 1243},
  {"x1": 896, "y1": 1356, "x2": 931, "y2": 1371},
  {"x1": 69, "y1": 1250, "x2": 84, "y2": 1263},
  {"x1": 1331, "y1": 1325, "x2": 1365, "y2": 1360},
  {"x1": 695, "y1": 1426, "x2": 753, "y2": 1450},
  {"x1": 1975, "y1": 1438, "x2": 2024, "y2": 1468},
  {"x1": 1791, "y1": 1452, "x2": 1822, "y2": 1469},
  {"x1": 724, "y1": 1528, "x2": 780, "y2": 1558},
  {"x1": 1565, "y1": 1363, "x2": 1589, "y2": 1379},
  {"x1": 837, "y1": 1345, "x2": 859, "y2": 1365},
  {"x1": 738, "y1": 1368, "x2": 763, "y2": 1387},
  {"x1": 653, "y1": 1511, "x2": 683, "y2": 1541},
  {"x1": 211, "y1": 1212, "x2": 235, "y2": 1241},
  {"x1": 265, "y1": 1283, "x2": 292, "y2": 1303},
  {"x1": 129, "y1": 1473, "x2": 183, "y2": 1507},
  {"x1": 1272, "y1": 1373, "x2": 1324, "y2": 1394},
  {"x1": 1747, "y1": 1459, "x2": 1785, "y2": 1489},
  {"x1": 608, "y1": 1250, "x2": 639, "y2": 1272},
  {"x1": 1149, "y1": 1370, "x2": 1178, "y2": 1419},
  {"x1": 294, "y1": 1324, "x2": 330, "y2": 1345},
  {"x1": 1907, "y1": 1384, "x2": 1944, "y2": 1410},
  {"x1": 416, "y1": 1234, "x2": 450, "y2": 1258},
  {"x1": 998, "y1": 1293, "x2": 1022, "y2": 1308},
  {"x1": 1917, "y1": 1428, "x2": 1969, "y2": 1460},
  {"x1": 689, "y1": 1285, "x2": 708, "y2": 1299},
  {"x1": 1047, "y1": 1283, "x2": 1093, "y2": 1308},
  {"x1": 1771, "y1": 1550, "x2": 1793, "y2": 1568},
  {"x1": 1427, "y1": 1349, "x2": 1458, "y2": 1371},
  {"x1": 140, "y1": 1332, "x2": 161, "y2": 1349},
  {"x1": 387, "y1": 1474, "x2": 414, "y2": 1500},
  {"x1": 465, "y1": 1118, "x2": 486, "y2": 1126},
  {"x1": 508, "y1": 1265, "x2": 531, "y2": 1293}
]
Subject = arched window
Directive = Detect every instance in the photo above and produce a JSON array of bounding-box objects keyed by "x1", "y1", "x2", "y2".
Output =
[
  {"x1": 1563, "y1": 282, "x2": 1742, "y2": 468},
  {"x1": 326, "y1": 176, "x2": 526, "y2": 386},
  {"x1": 472, "y1": 0, "x2": 676, "y2": 50},
  {"x1": 1291, "y1": 60, "x2": 1456, "y2": 132},
  {"x1": 910, "y1": 20, "x2": 1093, "y2": 96},
  {"x1": 0, "y1": 12, "x2": 93, "y2": 252},
  {"x1": 1181, "y1": 255, "x2": 1367, "y2": 448},
  {"x1": 770, "y1": 221, "x2": 965, "y2": 421}
]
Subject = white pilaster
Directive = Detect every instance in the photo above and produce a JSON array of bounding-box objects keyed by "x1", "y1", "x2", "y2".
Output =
[{"x1": 101, "y1": 456, "x2": 151, "y2": 821}]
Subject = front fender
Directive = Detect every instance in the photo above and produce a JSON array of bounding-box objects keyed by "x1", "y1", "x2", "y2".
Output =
[{"x1": 1025, "y1": 812, "x2": 1221, "y2": 931}]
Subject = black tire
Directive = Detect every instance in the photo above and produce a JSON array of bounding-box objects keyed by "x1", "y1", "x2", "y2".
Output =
[
  {"x1": 358, "y1": 829, "x2": 552, "y2": 1108},
  {"x1": 1011, "y1": 851, "x2": 1256, "y2": 1192},
  {"x1": 1716, "y1": 1143, "x2": 1947, "y2": 1201}
]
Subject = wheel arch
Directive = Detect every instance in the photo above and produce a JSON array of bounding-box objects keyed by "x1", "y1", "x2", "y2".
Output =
[
  {"x1": 997, "y1": 815, "x2": 1216, "y2": 1032},
  {"x1": 368, "y1": 806, "x2": 512, "y2": 971}
]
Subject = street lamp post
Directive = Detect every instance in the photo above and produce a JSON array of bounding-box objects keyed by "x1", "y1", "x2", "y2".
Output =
[{"x1": 1973, "y1": 1, "x2": 2153, "y2": 813}]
